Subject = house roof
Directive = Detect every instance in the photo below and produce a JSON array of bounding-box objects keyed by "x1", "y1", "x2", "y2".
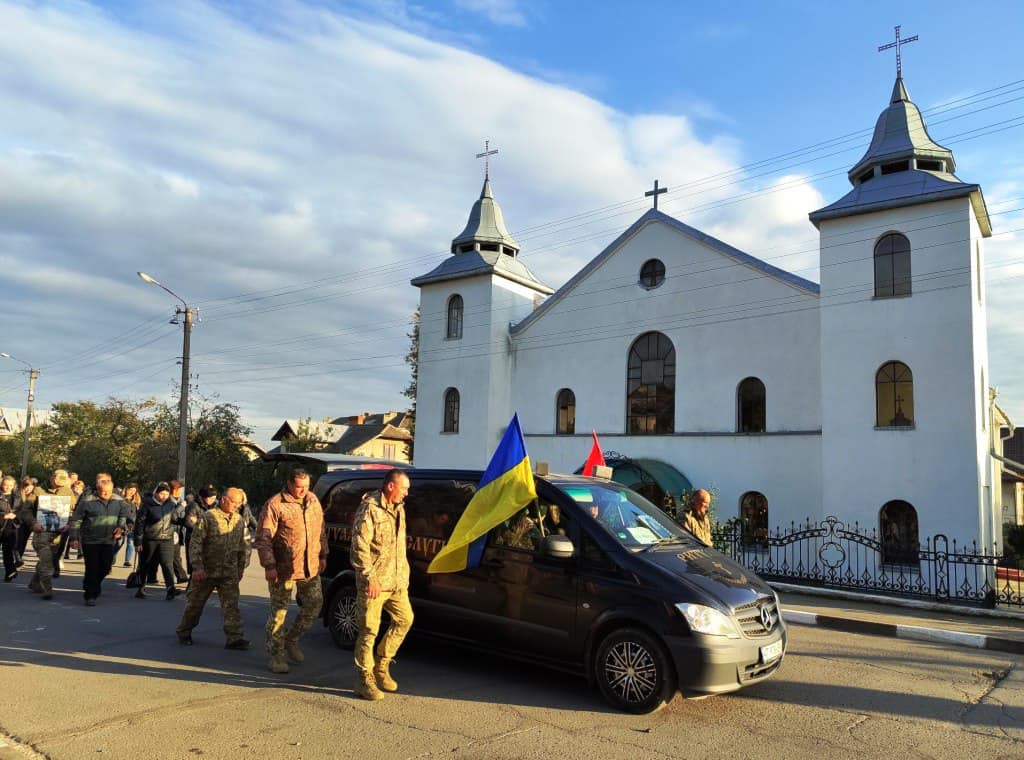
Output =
[
  {"x1": 411, "y1": 248, "x2": 554, "y2": 293},
  {"x1": 511, "y1": 208, "x2": 819, "y2": 336},
  {"x1": 331, "y1": 423, "x2": 411, "y2": 455},
  {"x1": 270, "y1": 420, "x2": 347, "y2": 443}
]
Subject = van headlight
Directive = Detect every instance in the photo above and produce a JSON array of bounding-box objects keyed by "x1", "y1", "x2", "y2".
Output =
[{"x1": 675, "y1": 603, "x2": 740, "y2": 638}]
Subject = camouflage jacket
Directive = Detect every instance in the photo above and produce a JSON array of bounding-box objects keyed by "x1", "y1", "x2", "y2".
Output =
[
  {"x1": 254, "y1": 490, "x2": 326, "y2": 581},
  {"x1": 350, "y1": 490, "x2": 409, "y2": 592},
  {"x1": 682, "y1": 511, "x2": 713, "y2": 547},
  {"x1": 190, "y1": 507, "x2": 250, "y2": 579}
]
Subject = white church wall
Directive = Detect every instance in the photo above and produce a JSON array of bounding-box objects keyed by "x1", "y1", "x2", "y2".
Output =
[{"x1": 818, "y1": 197, "x2": 985, "y2": 546}]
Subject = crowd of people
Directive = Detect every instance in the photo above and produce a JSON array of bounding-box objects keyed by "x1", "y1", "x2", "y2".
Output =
[{"x1": 0, "y1": 465, "x2": 412, "y2": 701}]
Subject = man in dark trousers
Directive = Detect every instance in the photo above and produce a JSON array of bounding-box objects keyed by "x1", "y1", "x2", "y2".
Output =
[
  {"x1": 135, "y1": 482, "x2": 186, "y2": 600},
  {"x1": 68, "y1": 473, "x2": 129, "y2": 606}
]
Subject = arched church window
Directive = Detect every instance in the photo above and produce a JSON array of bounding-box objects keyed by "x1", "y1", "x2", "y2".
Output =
[
  {"x1": 443, "y1": 388, "x2": 460, "y2": 433},
  {"x1": 740, "y1": 491, "x2": 768, "y2": 549},
  {"x1": 446, "y1": 295, "x2": 464, "y2": 340},
  {"x1": 879, "y1": 500, "x2": 919, "y2": 565},
  {"x1": 874, "y1": 233, "x2": 911, "y2": 297},
  {"x1": 555, "y1": 389, "x2": 575, "y2": 435},
  {"x1": 875, "y1": 361, "x2": 914, "y2": 428},
  {"x1": 626, "y1": 331, "x2": 675, "y2": 434},
  {"x1": 639, "y1": 259, "x2": 666, "y2": 289},
  {"x1": 737, "y1": 377, "x2": 766, "y2": 433}
]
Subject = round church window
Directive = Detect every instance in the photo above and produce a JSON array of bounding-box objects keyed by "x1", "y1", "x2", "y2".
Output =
[{"x1": 639, "y1": 259, "x2": 665, "y2": 289}]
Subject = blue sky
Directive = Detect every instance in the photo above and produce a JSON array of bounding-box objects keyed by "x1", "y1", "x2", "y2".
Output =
[{"x1": 0, "y1": 0, "x2": 1021, "y2": 445}]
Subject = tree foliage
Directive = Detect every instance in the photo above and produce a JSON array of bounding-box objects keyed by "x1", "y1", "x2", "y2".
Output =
[{"x1": 403, "y1": 307, "x2": 419, "y2": 461}]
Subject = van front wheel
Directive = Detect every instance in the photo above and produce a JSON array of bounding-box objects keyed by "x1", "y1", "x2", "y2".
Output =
[
  {"x1": 327, "y1": 587, "x2": 359, "y2": 650},
  {"x1": 594, "y1": 627, "x2": 676, "y2": 713}
]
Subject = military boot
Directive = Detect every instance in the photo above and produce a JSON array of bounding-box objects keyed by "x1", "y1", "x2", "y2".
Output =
[
  {"x1": 354, "y1": 670, "x2": 384, "y2": 701},
  {"x1": 284, "y1": 639, "x2": 304, "y2": 664},
  {"x1": 268, "y1": 654, "x2": 290, "y2": 674},
  {"x1": 374, "y1": 658, "x2": 398, "y2": 692}
]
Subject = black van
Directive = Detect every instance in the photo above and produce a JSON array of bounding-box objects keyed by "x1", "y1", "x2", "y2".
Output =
[{"x1": 315, "y1": 468, "x2": 786, "y2": 714}]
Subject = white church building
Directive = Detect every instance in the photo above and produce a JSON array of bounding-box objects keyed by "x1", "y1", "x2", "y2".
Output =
[{"x1": 412, "y1": 74, "x2": 1002, "y2": 553}]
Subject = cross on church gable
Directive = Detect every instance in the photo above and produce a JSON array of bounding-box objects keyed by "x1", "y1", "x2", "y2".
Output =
[
  {"x1": 645, "y1": 179, "x2": 667, "y2": 210},
  {"x1": 878, "y1": 24, "x2": 918, "y2": 77},
  {"x1": 476, "y1": 139, "x2": 498, "y2": 179}
]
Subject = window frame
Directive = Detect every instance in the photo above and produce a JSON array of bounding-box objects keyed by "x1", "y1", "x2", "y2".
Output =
[
  {"x1": 638, "y1": 258, "x2": 666, "y2": 290},
  {"x1": 739, "y1": 491, "x2": 769, "y2": 550},
  {"x1": 879, "y1": 500, "x2": 920, "y2": 567},
  {"x1": 446, "y1": 294, "x2": 464, "y2": 340},
  {"x1": 442, "y1": 387, "x2": 460, "y2": 433},
  {"x1": 736, "y1": 376, "x2": 766, "y2": 433},
  {"x1": 875, "y1": 361, "x2": 915, "y2": 429},
  {"x1": 555, "y1": 388, "x2": 576, "y2": 435},
  {"x1": 873, "y1": 232, "x2": 912, "y2": 298},
  {"x1": 625, "y1": 331, "x2": 676, "y2": 434}
]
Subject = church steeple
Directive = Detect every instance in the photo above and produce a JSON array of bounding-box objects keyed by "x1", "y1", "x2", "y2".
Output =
[
  {"x1": 847, "y1": 75, "x2": 956, "y2": 186},
  {"x1": 450, "y1": 176, "x2": 520, "y2": 256}
]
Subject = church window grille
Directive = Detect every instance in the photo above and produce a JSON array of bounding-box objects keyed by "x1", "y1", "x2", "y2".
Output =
[
  {"x1": 879, "y1": 500, "x2": 919, "y2": 566},
  {"x1": 443, "y1": 388, "x2": 460, "y2": 433},
  {"x1": 737, "y1": 377, "x2": 766, "y2": 433},
  {"x1": 626, "y1": 331, "x2": 675, "y2": 434},
  {"x1": 874, "y1": 233, "x2": 911, "y2": 297},
  {"x1": 740, "y1": 491, "x2": 769, "y2": 549},
  {"x1": 555, "y1": 389, "x2": 576, "y2": 435},
  {"x1": 446, "y1": 295, "x2": 464, "y2": 340},
  {"x1": 639, "y1": 259, "x2": 666, "y2": 289},
  {"x1": 875, "y1": 361, "x2": 914, "y2": 428}
]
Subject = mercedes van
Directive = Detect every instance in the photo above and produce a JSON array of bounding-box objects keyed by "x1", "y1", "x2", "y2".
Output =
[{"x1": 315, "y1": 468, "x2": 786, "y2": 713}]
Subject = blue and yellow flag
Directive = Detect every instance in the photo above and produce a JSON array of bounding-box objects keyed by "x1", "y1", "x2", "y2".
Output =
[{"x1": 428, "y1": 413, "x2": 537, "y2": 574}]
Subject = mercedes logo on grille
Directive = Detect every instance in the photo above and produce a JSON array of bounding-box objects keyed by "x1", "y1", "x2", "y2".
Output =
[{"x1": 760, "y1": 605, "x2": 774, "y2": 631}]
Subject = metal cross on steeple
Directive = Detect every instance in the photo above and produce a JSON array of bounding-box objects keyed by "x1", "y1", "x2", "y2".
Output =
[
  {"x1": 476, "y1": 140, "x2": 499, "y2": 179},
  {"x1": 645, "y1": 179, "x2": 668, "y2": 210},
  {"x1": 878, "y1": 24, "x2": 918, "y2": 78}
]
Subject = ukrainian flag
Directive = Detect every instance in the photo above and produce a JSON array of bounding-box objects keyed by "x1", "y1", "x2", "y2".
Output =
[{"x1": 428, "y1": 413, "x2": 537, "y2": 574}]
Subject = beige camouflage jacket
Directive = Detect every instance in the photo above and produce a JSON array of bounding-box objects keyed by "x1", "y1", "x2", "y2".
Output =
[
  {"x1": 189, "y1": 508, "x2": 249, "y2": 579},
  {"x1": 682, "y1": 511, "x2": 713, "y2": 547},
  {"x1": 350, "y1": 490, "x2": 409, "y2": 592}
]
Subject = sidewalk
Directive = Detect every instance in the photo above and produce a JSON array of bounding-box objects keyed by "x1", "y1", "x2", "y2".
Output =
[{"x1": 779, "y1": 589, "x2": 1024, "y2": 655}]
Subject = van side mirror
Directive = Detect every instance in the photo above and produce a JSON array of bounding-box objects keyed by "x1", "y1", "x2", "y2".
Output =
[{"x1": 540, "y1": 534, "x2": 574, "y2": 559}]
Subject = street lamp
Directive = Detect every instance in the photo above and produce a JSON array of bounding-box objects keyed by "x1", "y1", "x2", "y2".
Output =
[
  {"x1": 137, "y1": 272, "x2": 196, "y2": 487},
  {"x1": 0, "y1": 352, "x2": 39, "y2": 479}
]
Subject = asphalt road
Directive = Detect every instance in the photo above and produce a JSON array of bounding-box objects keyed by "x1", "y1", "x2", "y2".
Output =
[{"x1": 1, "y1": 558, "x2": 1022, "y2": 760}]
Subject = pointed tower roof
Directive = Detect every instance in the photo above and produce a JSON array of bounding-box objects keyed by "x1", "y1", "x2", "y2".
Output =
[
  {"x1": 810, "y1": 76, "x2": 991, "y2": 236},
  {"x1": 449, "y1": 177, "x2": 520, "y2": 255}
]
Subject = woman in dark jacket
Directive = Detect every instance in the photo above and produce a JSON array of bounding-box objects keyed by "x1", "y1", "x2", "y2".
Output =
[
  {"x1": 133, "y1": 482, "x2": 186, "y2": 600},
  {"x1": 0, "y1": 475, "x2": 20, "y2": 581},
  {"x1": 14, "y1": 476, "x2": 37, "y2": 566},
  {"x1": 118, "y1": 483, "x2": 141, "y2": 567}
]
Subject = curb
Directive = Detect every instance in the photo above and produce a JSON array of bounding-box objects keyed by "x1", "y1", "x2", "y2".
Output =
[{"x1": 781, "y1": 608, "x2": 1024, "y2": 655}]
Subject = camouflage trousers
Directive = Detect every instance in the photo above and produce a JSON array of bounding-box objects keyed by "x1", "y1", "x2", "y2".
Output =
[
  {"x1": 176, "y1": 576, "x2": 244, "y2": 641},
  {"x1": 27, "y1": 533, "x2": 55, "y2": 595},
  {"x1": 353, "y1": 588, "x2": 414, "y2": 675},
  {"x1": 265, "y1": 577, "x2": 323, "y2": 656}
]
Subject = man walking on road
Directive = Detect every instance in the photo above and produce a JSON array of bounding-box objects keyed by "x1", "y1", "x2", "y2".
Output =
[
  {"x1": 351, "y1": 469, "x2": 414, "y2": 701},
  {"x1": 68, "y1": 473, "x2": 129, "y2": 606},
  {"x1": 255, "y1": 468, "x2": 327, "y2": 674},
  {"x1": 26, "y1": 469, "x2": 73, "y2": 600},
  {"x1": 176, "y1": 487, "x2": 251, "y2": 649}
]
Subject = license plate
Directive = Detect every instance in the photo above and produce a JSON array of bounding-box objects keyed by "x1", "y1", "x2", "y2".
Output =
[{"x1": 760, "y1": 640, "x2": 783, "y2": 663}]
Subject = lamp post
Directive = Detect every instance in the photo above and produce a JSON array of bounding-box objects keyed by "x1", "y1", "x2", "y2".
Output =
[
  {"x1": 0, "y1": 352, "x2": 38, "y2": 478},
  {"x1": 137, "y1": 272, "x2": 195, "y2": 487}
]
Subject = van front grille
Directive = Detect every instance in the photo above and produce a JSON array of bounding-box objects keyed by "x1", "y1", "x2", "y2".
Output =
[{"x1": 733, "y1": 598, "x2": 779, "y2": 638}]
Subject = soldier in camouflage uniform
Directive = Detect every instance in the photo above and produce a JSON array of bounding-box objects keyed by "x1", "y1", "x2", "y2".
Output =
[
  {"x1": 351, "y1": 469, "x2": 414, "y2": 701},
  {"x1": 25, "y1": 470, "x2": 74, "y2": 601},
  {"x1": 255, "y1": 469, "x2": 327, "y2": 674},
  {"x1": 176, "y1": 487, "x2": 251, "y2": 649}
]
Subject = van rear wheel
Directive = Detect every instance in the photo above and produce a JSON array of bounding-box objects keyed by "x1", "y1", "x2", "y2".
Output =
[{"x1": 594, "y1": 627, "x2": 675, "y2": 713}]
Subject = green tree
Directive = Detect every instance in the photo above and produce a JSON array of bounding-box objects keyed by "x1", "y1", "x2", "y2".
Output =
[{"x1": 403, "y1": 307, "x2": 419, "y2": 461}]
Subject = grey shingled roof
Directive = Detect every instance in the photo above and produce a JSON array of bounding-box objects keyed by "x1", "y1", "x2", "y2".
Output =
[
  {"x1": 511, "y1": 208, "x2": 818, "y2": 336},
  {"x1": 411, "y1": 248, "x2": 554, "y2": 293},
  {"x1": 330, "y1": 423, "x2": 410, "y2": 455},
  {"x1": 450, "y1": 178, "x2": 520, "y2": 253}
]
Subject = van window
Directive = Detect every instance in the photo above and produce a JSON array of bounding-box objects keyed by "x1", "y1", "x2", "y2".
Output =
[
  {"x1": 489, "y1": 498, "x2": 564, "y2": 552},
  {"x1": 324, "y1": 478, "x2": 379, "y2": 545},
  {"x1": 406, "y1": 480, "x2": 477, "y2": 541}
]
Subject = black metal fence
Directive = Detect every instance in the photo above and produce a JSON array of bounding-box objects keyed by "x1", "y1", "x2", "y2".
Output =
[{"x1": 711, "y1": 516, "x2": 1024, "y2": 609}]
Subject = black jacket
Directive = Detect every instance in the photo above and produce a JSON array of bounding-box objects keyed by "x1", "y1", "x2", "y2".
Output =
[
  {"x1": 135, "y1": 494, "x2": 186, "y2": 542},
  {"x1": 0, "y1": 493, "x2": 18, "y2": 537}
]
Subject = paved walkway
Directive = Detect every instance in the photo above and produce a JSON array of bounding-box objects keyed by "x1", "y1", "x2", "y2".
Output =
[{"x1": 779, "y1": 590, "x2": 1024, "y2": 654}]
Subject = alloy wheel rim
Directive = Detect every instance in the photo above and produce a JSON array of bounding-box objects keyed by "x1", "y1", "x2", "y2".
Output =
[
  {"x1": 333, "y1": 596, "x2": 358, "y2": 641},
  {"x1": 604, "y1": 641, "x2": 657, "y2": 703}
]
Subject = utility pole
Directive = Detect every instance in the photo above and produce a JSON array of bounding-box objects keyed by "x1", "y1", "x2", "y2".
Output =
[
  {"x1": 138, "y1": 272, "x2": 196, "y2": 490},
  {"x1": 0, "y1": 352, "x2": 38, "y2": 479},
  {"x1": 176, "y1": 305, "x2": 194, "y2": 484},
  {"x1": 21, "y1": 368, "x2": 38, "y2": 479}
]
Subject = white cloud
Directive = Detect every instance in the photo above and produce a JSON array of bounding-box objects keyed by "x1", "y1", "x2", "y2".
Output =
[{"x1": 453, "y1": 0, "x2": 527, "y2": 27}]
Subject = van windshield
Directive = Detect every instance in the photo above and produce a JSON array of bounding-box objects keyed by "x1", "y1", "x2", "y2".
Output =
[{"x1": 558, "y1": 481, "x2": 692, "y2": 550}]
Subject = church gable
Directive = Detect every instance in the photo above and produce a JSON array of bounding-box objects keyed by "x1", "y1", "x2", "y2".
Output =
[{"x1": 511, "y1": 208, "x2": 818, "y2": 337}]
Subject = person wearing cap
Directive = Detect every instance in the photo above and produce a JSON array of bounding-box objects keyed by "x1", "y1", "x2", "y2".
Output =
[
  {"x1": 25, "y1": 469, "x2": 74, "y2": 600},
  {"x1": 68, "y1": 473, "x2": 129, "y2": 606},
  {"x1": 184, "y1": 485, "x2": 218, "y2": 575},
  {"x1": 134, "y1": 482, "x2": 187, "y2": 600}
]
